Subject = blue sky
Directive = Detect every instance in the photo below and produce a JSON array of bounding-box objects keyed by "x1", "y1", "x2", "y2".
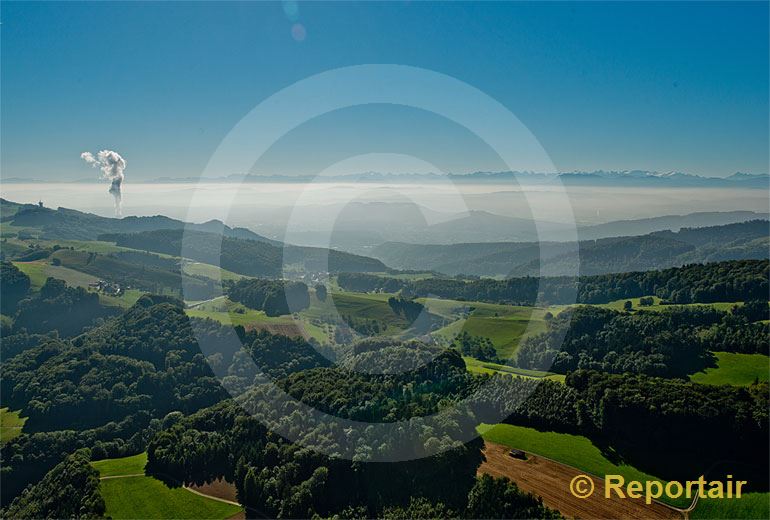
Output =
[{"x1": 1, "y1": 1, "x2": 767, "y2": 180}]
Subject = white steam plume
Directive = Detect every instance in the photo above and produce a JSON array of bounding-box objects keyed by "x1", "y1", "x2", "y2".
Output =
[{"x1": 81, "y1": 150, "x2": 126, "y2": 216}]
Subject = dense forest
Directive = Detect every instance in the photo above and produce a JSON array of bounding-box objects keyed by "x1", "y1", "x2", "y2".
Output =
[
  {"x1": 1, "y1": 448, "x2": 105, "y2": 519},
  {"x1": 0, "y1": 261, "x2": 30, "y2": 313},
  {"x1": 144, "y1": 341, "x2": 562, "y2": 518},
  {"x1": 338, "y1": 259, "x2": 769, "y2": 305},
  {"x1": 0, "y1": 292, "x2": 334, "y2": 506},
  {"x1": 516, "y1": 303, "x2": 769, "y2": 375},
  {"x1": 227, "y1": 278, "x2": 310, "y2": 316}
]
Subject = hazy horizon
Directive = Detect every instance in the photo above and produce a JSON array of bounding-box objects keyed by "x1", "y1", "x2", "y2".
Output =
[{"x1": 3, "y1": 182, "x2": 768, "y2": 246}]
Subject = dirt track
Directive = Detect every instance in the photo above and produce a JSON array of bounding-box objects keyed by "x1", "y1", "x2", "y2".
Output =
[{"x1": 479, "y1": 442, "x2": 683, "y2": 520}]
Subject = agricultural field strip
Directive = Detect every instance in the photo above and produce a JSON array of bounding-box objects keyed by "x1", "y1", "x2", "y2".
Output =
[
  {"x1": 478, "y1": 424, "x2": 693, "y2": 509},
  {"x1": 479, "y1": 441, "x2": 682, "y2": 520}
]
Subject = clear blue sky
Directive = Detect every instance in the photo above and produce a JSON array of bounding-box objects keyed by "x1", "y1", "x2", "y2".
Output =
[{"x1": 1, "y1": 1, "x2": 767, "y2": 180}]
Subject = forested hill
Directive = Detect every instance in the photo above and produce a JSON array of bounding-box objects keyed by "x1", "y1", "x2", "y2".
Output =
[
  {"x1": 338, "y1": 259, "x2": 769, "y2": 306},
  {"x1": 371, "y1": 219, "x2": 770, "y2": 276},
  {"x1": 0, "y1": 199, "x2": 275, "y2": 243},
  {"x1": 100, "y1": 229, "x2": 387, "y2": 277}
]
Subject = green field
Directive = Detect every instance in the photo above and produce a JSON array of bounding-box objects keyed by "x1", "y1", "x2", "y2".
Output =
[
  {"x1": 298, "y1": 290, "x2": 416, "y2": 338},
  {"x1": 0, "y1": 407, "x2": 27, "y2": 445},
  {"x1": 327, "y1": 291, "x2": 411, "y2": 331},
  {"x1": 428, "y1": 300, "x2": 548, "y2": 359},
  {"x1": 13, "y1": 260, "x2": 144, "y2": 309},
  {"x1": 596, "y1": 297, "x2": 747, "y2": 313},
  {"x1": 92, "y1": 452, "x2": 147, "y2": 478},
  {"x1": 690, "y1": 352, "x2": 769, "y2": 386},
  {"x1": 187, "y1": 297, "x2": 293, "y2": 326},
  {"x1": 99, "y1": 476, "x2": 242, "y2": 519},
  {"x1": 93, "y1": 452, "x2": 242, "y2": 519},
  {"x1": 186, "y1": 295, "x2": 328, "y2": 343},
  {"x1": 463, "y1": 357, "x2": 565, "y2": 382},
  {"x1": 691, "y1": 492, "x2": 770, "y2": 519},
  {"x1": 181, "y1": 261, "x2": 247, "y2": 282},
  {"x1": 13, "y1": 260, "x2": 100, "y2": 289},
  {"x1": 98, "y1": 288, "x2": 145, "y2": 309},
  {"x1": 478, "y1": 423, "x2": 690, "y2": 508}
]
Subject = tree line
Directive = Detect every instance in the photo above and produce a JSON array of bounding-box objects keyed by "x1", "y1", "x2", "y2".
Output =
[
  {"x1": 515, "y1": 303, "x2": 769, "y2": 376},
  {"x1": 337, "y1": 259, "x2": 769, "y2": 305},
  {"x1": 227, "y1": 278, "x2": 310, "y2": 316}
]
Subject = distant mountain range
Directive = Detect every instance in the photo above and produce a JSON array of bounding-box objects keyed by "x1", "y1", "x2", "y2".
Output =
[
  {"x1": 4, "y1": 170, "x2": 769, "y2": 188},
  {"x1": 371, "y1": 220, "x2": 770, "y2": 277}
]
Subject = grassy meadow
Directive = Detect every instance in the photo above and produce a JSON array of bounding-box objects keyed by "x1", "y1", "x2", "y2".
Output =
[
  {"x1": 99, "y1": 476, "x2": 242, "y2": 519},
  {"x1": 186, "y1": 294, "x2": 328, "y2": 343},
  {"x1": 463, "y1": 357, "x2": 564, "y2": 382},
  {"x1": 690, "y1": 352, "x2": 769, "y2": 386},
  {"x1": 13, "y1": 260, "x2": 144, "y2": 309},
  {"x1": 0, "y1": 407, "x2": 27, "y2": 445},
  {"x1": 93, "y1": 452, "x2": 242, "y2": 519},
  {"x1": 13, "y1": 260, "x2": 100, "y2": 290},
  {"x1": 92, "y1": 452, "x2": 147, "y2": 478},
  {"x1": 422, "y1": 298, "x2": 549, "y2": 359}
]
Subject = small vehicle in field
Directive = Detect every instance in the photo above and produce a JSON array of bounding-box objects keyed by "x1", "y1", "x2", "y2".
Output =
[{"x1": 508, "y1": 449, "x2": 526, "y2": 460}]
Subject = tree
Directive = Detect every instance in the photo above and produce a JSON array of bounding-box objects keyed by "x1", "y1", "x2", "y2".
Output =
[
  {"x1": 2, "y1": 448, "x2": 105, "y2": 519},
  {"x1": 465, "y1": 474, "x2": 561, "y2": 519},
  {"x1": 0, "y1": 261, "x2": 30, "y2": 313},
  {"x1": 315, "y1": 284, "x2": 328, "y2": 301},
  {"x1": 623, "y1": 300, "x2": 633, "y2": 311}
]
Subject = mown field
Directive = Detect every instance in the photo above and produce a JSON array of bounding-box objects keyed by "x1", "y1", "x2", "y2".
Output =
[
  {"x1": 186, "y1": 294, "x2": 328, "y2": 343},
  {"x1": 181, "y1": 261, "x2": 246, "y2": 282},
  {"x1": 92, "y1": 452, "x2": 147, "y2": 478},
  {"x1": 429, "y1": 300, "x2": 548, "y2": 359},
  {"x1": 597, "y1": 296, "x2": 749, "y2": 313},
  {"x1": 477, "y1": 423, "x2": 690, "y2": 508},
  {"x1": 690, "y1": 352, "x2": 769, "y2": 386},
  {"x1": 463, "y1": 357, "x2": 564, "y2": 382},
  {"x1": 13, "y1": 260, "x2": 100, "y2": 290},
  {"x1": 92, "y1": 453, "x2": 242, "y2": 520},
  {"x1": 0, "y1": 407, "x2": 27, "y2": 445},
  {"x1": 13, "y1": 260, "x2": 145, "y2": 309}
]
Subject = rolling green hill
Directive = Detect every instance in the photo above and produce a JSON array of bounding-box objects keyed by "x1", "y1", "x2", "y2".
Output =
[{"x1": 689, "y1": 352, "x2": 770, "y2": 386}]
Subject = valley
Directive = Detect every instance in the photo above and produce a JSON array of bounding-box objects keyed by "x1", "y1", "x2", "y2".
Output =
[{"x1": 1, "y1": 200, "x2": 767, "y2": 520}]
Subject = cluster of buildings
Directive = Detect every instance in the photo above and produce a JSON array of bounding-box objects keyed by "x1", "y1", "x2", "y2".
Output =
[{"x1": 88, "y1": 280, "x2": 124, "y2": 296}]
